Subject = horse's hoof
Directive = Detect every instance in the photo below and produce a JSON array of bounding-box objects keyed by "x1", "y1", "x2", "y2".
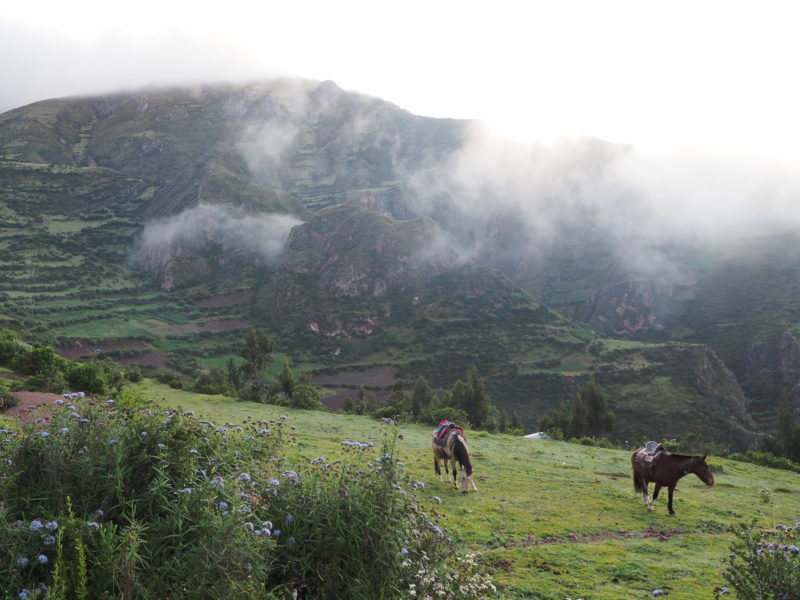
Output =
[{"x1": 669, "y1": 511, "x2": 675, "y2": 516}]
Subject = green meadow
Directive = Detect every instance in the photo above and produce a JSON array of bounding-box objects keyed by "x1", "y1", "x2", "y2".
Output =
[{"x1": 131, "y1": 380, "x2": 800, "y2": 599}]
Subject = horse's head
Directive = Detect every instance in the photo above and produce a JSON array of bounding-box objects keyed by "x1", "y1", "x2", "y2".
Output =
[
  {"x1": 691, "y1": 455, "x2": 715, "y2": 486},
  {"x1": 460, "y1": 466, "x2": 477, "y2": 493}
]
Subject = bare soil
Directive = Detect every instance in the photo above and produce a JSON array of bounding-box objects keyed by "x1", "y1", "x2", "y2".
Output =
[
  {"x1": 504, "y1": 526, "x2": 693, "y2": 548},
  {"x1": 312, "y1": 366, "x2": 397, "y2": 387},
  {"x1": 321, "y1": 389, "x2": 390, "y2": 411},
  {"x1": 4, "y1": 391, "x2": 63, "y2": 425}
]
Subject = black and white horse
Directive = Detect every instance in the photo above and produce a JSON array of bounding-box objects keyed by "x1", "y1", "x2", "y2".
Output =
[{"x1": 432, "y1": 425, "x2": 478, "y2": 493}]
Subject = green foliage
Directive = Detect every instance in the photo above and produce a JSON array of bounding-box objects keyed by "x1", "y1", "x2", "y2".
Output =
[
  {"x1": 715, "y1": 521, "x2": 800, "y2": 599},
  {"x1": 411, "y1": 376, "x2": 434, "y2": 418},
  {"x1": 0, "y1": 329, "x2": 29, "y2": 366},
  {"x1": 289, "y1": 384, "x2": 322, "y2": 409},
  {"x1": 191, "y1": 365, "x2": 231, "y2": 396},
  {"x1": 421, "y1": 405, "x2": 470, "y2": 427},
  {"x1": 539, "y1": 379, "x2": 614, "y2": 441},
  {"x1": 240, "y1": 327, "x2": 274, "y2": 382},
  {"x1": 124, "y1": 365, "x2": 144, "y2": 383},
  {"x1": 12, "y1": 346, "x2": 66, "y2": 378},
  {"x1": 348, "y1": 387, "x2": 376, "y2": 416},
  {"x1": 728, "y1": 451, "x2": 800, "y2": 474},
  {"x1": 0, "y1": 379, "x2": 18, "y2": 411},
  {"x1": 278, "y1": 359, "x2": 295, "y2": 398},
  {"x1": 65, "y1": 359, "x2": 124, "y2": 396},
  {"x1": 0, "y1": 398, "x2": 492, "y2": 599}
]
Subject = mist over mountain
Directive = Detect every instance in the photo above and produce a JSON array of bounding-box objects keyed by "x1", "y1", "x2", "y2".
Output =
[{"x1": 1, "y1": 78, "x2": 798, "y2": 447}]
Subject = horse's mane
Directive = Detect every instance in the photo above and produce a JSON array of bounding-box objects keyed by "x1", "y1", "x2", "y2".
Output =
[
  {"x1": 450, "y1": 433, "x2": 473, "y2": 476},
  {"x1": 669, "y1": 453, "x2": 703, "y2": 460}
]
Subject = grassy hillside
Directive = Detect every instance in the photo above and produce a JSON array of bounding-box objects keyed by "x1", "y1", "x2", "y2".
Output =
[
  {"x1": 124, "y1": 380, "x2": 800, "y2": 599},
  {"x1": 0, "y1": 81, "x2": 785, "y2": 450}
]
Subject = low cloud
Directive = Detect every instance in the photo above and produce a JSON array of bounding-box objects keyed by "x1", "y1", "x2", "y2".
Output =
[
  {"x1": 0, "y1": 19, "x2": 279, "y2": 113},
  {"x1": 406, "y1": 122, "x2": 800, "y2": 283},
  {"x1": 136, "y1": 204, "x2": 302, "y2": 266}
]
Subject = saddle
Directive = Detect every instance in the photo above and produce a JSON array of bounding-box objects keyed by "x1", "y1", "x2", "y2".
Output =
[
  {"x1": 644, "y1": 441, "x2": 665, "y2": 456},
  {"x1": 433, "y1": 421, "x2": 464, "y2": 445},
  {"x1": 637, "y1": 441, "x2": 666, "y2": 477}
]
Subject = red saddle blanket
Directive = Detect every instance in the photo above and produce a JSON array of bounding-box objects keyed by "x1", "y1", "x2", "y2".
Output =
[{"x1": 434, "y1": 421, "x2": 464, "y2": 440}]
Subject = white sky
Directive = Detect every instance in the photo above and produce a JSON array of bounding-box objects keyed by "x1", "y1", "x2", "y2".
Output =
[{"x1": 2, "y1": 0, "x2": 800, "y2": 160}]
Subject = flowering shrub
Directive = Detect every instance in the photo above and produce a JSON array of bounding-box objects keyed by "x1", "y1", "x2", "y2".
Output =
[
  {"x1": 716, "y1": 520, "x2": 800, "y2": 600},
  {"x1": 0, "y1": 395, "x2": 494, "y2": 599}
]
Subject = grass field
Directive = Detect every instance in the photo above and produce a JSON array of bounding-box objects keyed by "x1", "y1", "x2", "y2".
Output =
[{"x1": 130, "y1": 380, "x2": 800, "y2": 599}]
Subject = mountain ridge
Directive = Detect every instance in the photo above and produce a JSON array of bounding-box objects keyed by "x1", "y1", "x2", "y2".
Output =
[{"x1": 0, "y1": 79, "x2": 791, "y2": 449}]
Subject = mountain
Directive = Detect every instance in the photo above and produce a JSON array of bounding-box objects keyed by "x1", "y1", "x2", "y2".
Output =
[{"x1": 0, "y1": 79, "x2": 790, "y2": 449}]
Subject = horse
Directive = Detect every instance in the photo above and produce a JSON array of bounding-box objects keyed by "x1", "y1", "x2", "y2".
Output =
[
  {"x1": 432, "y1": 424, "x2": 478, "y2": 493},
  {"x1": 631, "y1": 444, "x2": 714, "y2": 515}
]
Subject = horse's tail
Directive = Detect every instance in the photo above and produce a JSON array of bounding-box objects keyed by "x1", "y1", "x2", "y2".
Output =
[
  {"x1": 452, "y1": 435, "x2": 473, "y2": 477},
  {"x1": 632, "y1": 470, "x2": 643, "y2": 493},
  {"x1": 632, "y1": 452, "x2": 644, "y2": 493}
]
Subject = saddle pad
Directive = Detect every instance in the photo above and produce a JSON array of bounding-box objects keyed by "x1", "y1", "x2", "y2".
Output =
[{"x1": 645, "y1": 441, "x2": 662, "y2": 455}]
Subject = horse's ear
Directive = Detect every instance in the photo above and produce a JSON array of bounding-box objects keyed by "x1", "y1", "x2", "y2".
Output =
[{"x1": 700, "y1": 454, "x2": 708, "y2": 461}]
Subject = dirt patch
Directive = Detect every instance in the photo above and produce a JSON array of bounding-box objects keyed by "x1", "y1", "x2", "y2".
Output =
[
  {"x1": 172, "y1": 320, "x2": 250, "y2": 334},
  {"x1": 118, "y1": 353, "x2": 167, "y2": 368},
  {"x1": 597, "y1": 472, "x2": 628, "y2": 479},
  {"x1": 4, "y1": 391, "x2": 63, "y2": 426},
  {"x1": 195, "y1": 292, "x2": 253, "y2": 308},
  {"x1": 504, "y1": 527, "x2": 694, "y2": 548},
  {"x1": 320, "y1": 389, "x2": 390, "y2": 411},
  {"x1": 57, "y1": 339, "x2": 148, "y2": 359},
  {"x1": 313, "y1": 367, "x2": 397, "y2": 388}
]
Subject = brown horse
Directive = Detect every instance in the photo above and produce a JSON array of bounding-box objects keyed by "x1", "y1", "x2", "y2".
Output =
[
  {"x1": 631, "y1": 446, "x2": 714, "y2": 515},
  {"x1": 432, "y1": 426, "x2": 477, "y2": 493}
]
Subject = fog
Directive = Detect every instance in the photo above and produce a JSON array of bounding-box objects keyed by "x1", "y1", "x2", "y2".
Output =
[
  {"x1": 0, "y1": 19, "x2": 278, "y2": 113},
  {"x1": 4, "y1": 7, "x2": 800, "y2": 285},
  {"x1": 413, "y1": 125, "x2": 800, "y2": 260},
  {"x1": 136, "y1": 204, "x2": 302, "y2": 266}
]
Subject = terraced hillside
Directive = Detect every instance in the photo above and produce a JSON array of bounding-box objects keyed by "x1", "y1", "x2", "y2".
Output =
[{"x1": 0, "y1": 80, "x2": 791, "y2": 448}]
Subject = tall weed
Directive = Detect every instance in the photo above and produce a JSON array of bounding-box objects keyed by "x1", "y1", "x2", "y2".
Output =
[{"x1": 0, "y1": 396, "x2": 493, "y2": 599}]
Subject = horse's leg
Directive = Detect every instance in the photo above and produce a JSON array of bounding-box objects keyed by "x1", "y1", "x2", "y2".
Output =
[
  {"x1": 642, "y1": 480, "x2": 652, "y2": 511},
  {"x1": 450, "y1": 458, "x2": 458, "y2": 489},
  {"x1": 667, "y1": 485, "x2": 676, "y2": 515},
  {"x1": 652, "y1": 483, "x2": 662, "y2": 501},
  {"x1": 434, "y1": 454, "x2": 443, "y2": 482}
]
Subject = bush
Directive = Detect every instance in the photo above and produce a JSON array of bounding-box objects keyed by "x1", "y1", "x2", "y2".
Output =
[
  {"x1": 289, "y1": 384, "x2": 322, "y2": 410},
  {"x1": 24, "y1": 371, "x2": 67, "y2": 394},
  {"x1": 0, "y1": 397, "x2": 493, "y2": 599},
  {"x1": 124, "y1": 366, "x2": 144, "y2": 383},
  {"x1": 420, "y1": 405, "x2": 470, "y2": 428},
  {"x1": 728, "y1": 451, "x2": 800, "y2": 473},
  {"x1": 715, "y1": 520, "x2": 800, "y2": 599},
  {"x1": 0, "y1": 381, "x2": 18, "y2": 411}
]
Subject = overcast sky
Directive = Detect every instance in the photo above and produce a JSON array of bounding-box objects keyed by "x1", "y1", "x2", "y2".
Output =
[{"x1": 2, "y1": 0, "x2": 799, "y2": 161}]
